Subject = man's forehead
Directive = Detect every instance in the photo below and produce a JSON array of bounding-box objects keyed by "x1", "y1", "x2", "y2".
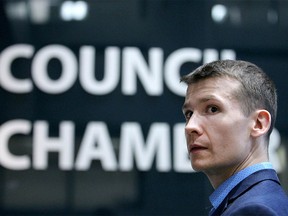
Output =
[
  {"x1": 186, "y1": 76, "x2": 240, "y2": 94},
  {"x1": 183, "y1": 77, "x2": 240, "y2": 106}
]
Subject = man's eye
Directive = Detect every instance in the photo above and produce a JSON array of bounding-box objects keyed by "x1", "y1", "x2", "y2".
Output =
[
  {"x1": 184, "y1": 111, "x2": 193, "y2": 120},
  {"x1": 208, "y1": 106, "x2": 218, "y2": 113}
]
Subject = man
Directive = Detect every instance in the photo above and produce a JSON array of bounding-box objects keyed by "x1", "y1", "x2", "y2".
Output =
[{"x1": 181, "y1": 60, "x2": 288, "y2": 215}]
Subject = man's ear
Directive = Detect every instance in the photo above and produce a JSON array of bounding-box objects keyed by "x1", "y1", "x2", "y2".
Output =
[{"x1": 250, "y1": 109, "x2": 271, "y2": 138}]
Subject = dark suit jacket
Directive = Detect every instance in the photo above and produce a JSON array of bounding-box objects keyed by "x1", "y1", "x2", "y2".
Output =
[{"x1": 211, "y1": 169, "x2": 288, "y2": 216}]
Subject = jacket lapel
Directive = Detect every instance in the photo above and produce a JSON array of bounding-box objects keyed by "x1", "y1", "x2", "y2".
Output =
[{"x1": 215, "y1": 169, "x2": 280, "y2": 215}]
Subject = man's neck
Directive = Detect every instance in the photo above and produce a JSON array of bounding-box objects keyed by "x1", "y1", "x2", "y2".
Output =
[{"x1": 206, "y1": 157, "x2": 269, "y2": 189}]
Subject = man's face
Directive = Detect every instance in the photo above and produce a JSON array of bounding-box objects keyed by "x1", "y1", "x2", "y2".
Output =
[{"x1": 182, "y1": 77, "x2": 254, "y2": 176}]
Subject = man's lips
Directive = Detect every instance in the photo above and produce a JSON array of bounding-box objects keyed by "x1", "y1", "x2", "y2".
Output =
[{"x1": 188, "y1": 144, "x2": 208, "y2": 153}]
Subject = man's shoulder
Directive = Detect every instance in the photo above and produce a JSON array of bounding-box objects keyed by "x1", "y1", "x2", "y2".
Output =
[
  {"x1": 232, "y1": 177, "x2": 288, "y2": 205},
  {"x1": 220, "y1": 170, "x2": 288, "y2": 215},
  {"x1": 227, "y1": 169, "x2": 281, "y2": 199},
  {"x1": 223, "y1": 202, "x2": 280, "y2": 216}
]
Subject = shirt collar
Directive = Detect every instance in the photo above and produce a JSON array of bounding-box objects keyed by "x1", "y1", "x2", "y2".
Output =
[{"x1": 209, "y1": 162, "x2": 274, "y2": 210}]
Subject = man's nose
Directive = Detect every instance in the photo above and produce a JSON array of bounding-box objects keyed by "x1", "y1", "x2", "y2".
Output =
[{"x1": 185, "y1": 114, "x2": 203, "y2": 136}]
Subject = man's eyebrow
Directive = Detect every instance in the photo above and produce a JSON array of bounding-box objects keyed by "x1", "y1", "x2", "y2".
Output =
[
  {"x1": 182, "y1": 95, "x2": 219, "y2": 111},
  {"x1": 199, "y1": 95, "x2": 217, "y2": 102}
]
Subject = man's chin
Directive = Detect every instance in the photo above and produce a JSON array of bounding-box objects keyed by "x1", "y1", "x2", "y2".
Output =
[{"x1": 191, "y1": 163, "x2": 204, "y2": 172}]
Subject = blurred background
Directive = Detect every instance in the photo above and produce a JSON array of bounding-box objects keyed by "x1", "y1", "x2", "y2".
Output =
[{"x1": 0, "y1": 0, "x2": 287, "y2": 215}]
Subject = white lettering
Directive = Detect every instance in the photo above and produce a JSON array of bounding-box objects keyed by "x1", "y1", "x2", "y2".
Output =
[
  {"x1": 164, "y1": 48, "x2": 202, "y2": 97},
  {"x1": 32, "y1": 45, "x2": 77, "y2": 93},
  {"x1": 269, "y1": 128, "x2": 282, "y2": 172},
  {"x1": 0, "y1": 44, "x2": 34, "y2": 93},
  {"x1": 75, "y1": 122, "x2": 117, "y2": 171},
  {"x1": 173, "y1": 123, "x2": 194, "y2": 172},
  {"x1": 221, "y1": 49, "x2": 236, "y2": 60},
  {"x1": 122, "y1": 47, "x2": 163, "y2": 95},
  {"x1": 33, "y1": 121, "x2": 75, "y2": 170},
  {"x1": 203, "y1": 49, "x2": 218, "y2": 64},
  {"x1": 0, "y1": 44, "x2": 237, "y2": 96},
  {"x1": 79, "y1": 46, "x2": 120, "y2": 95},
  {"x1": 0, "y1": 120, "x2": 284, "y2": 173},
  {"x1": 119, "y1": 122, "x2": 171, "y2": 171},
  {"x1": 0, "y1": 120, "x2": 31, "y2": 170}
]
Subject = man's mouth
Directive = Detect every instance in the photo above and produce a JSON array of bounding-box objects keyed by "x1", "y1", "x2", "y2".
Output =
[{"x1": 189, "y1": 144, "x2": 208, "y2": 153}]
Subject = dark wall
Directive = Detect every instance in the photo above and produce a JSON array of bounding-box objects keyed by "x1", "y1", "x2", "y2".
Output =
[{"x1": 0, "y1": 1, "x2": 287, "y2": 215}]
